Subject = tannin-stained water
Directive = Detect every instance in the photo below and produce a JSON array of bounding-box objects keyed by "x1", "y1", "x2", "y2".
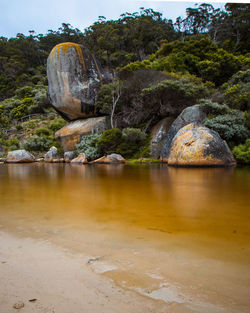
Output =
[{"x1": 0, "y1": 163, "x2": 250, "y2": 312}]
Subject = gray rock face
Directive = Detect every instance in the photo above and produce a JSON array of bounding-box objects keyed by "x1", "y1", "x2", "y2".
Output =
[
  {"x1": 161, "y1": 105, "x2": 206, "y2": 160},
  {"x1": 6, "y1": 150, "x2": 35, "y2": 163},
  {"x1": 44, "y1": 146, "x2": 58, "y2": 162},
  {"x1": 64, "y1": 151, "x2": 75, "y2": 163},
  {"x1": 47, "y1": 42, "x2": 108, "y2": 120},
  {"x1": 168, "y1": 123, "x2": 236, "y2": 167},
  {"x1": 150, "y1": 117, "x2": 175, "y2": 158},
  {"x1": 55, "y1": 116, "x2": 108, "y2": 151}
]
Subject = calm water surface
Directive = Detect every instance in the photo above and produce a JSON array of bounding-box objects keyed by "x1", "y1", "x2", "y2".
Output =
[
  {"x1": 0, "y1": 163, "x2": 250, "y2": 311},
  {"x1": 0, "y1": 163, "x2": 249, "y2": 242}
]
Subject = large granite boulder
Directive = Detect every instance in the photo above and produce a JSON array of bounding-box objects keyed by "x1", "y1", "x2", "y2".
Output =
[
  {"x1": 47, "y1": 42, "x2": 109, "y2": 120},
  {"x1": 6, "y1": 150, "x2": 35, "y2": 163},
  {"x1": 161, "y1": 105, "x2": 206, "y2": 160},
  {"x1": 91, "y1": 154, "x2": 125, "y2": 164},
  {"x1": 55, "y1": 116, "x2": 107, "y2": 151},
  {"x1": 150, "y1": 117, "x2": 175, "y2": 158},
  {"x1": 44, "y1": 146, "x2": 58, "y2": 162},
  {"x1": 168, "y1": 123, "x2": 236, "y2": 167}
]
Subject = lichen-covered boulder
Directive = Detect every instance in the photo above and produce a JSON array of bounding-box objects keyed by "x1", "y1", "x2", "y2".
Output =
[
  {"x1": 47, "y1": 42, "x2": 109, "y2": 120},
  {"x1": 44, "y1": 146, "x2": 58, "y2": 162},
  {"x1": 6, "y1": 150, "x2": 35, "y2": 163},
  {"x1": 161, "y1": 105, "x2": 206, "y2": 160},
  {"x1": 55, "y1": 116, "x2": 107, "y2": 151},
  {"x1": 91, "y1": 154, "x2": 125, "y2": 164},
  {"x1": 64, "y1": 151, "x2": 75, "y2": 163},
  {"x1": 168, "y1": 123, "x2": 236, "y2": 167},
  {"x1": 150, "y1": 117, "x2": 175, "y2": 158},
  {"x1": 71, "y1": 153, "x2": 88, "y2": 164}
]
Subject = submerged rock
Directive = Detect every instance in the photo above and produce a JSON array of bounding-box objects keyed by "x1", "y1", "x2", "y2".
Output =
[
  {"x1": 168, "y1": 123, "x2": 236, "y2": 167},
  {"x1": 44, "y1": 146, "x2": 58, "y2": 162},
  {"x1": 6, "y1": 150, "x2": 35, "y2": 163},
  {"x1": 47, "y1": 42, "x2": 109, "y2": 120},
  {"x1": 71, "y1": 153, "x2": 88, "y2": 164},
  {"x1": 91, "y1": 154, "x2": 125, "y2": 164},
  {"x1": 161, "y1": 105, "x2": 206, "y2": 160},
  {"x1": 150, "y1": 117, "x2": 175, "y2": 158},
  {"x1": 55, "y1": 117, "x2": 107, "y2": 151}
]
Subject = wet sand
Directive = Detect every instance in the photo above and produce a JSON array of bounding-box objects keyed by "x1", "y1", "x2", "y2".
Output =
[
  {"x1": 1, "y1": 228, "x2": 249, "y2": 313},
  {"x1": 0, "y1": 231, "x2": 167, "y2": 313}
]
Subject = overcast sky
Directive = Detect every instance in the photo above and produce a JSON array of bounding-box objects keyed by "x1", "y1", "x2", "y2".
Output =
[{"x1": 0, "y1": 0, "x2": 230, "y2": 38}]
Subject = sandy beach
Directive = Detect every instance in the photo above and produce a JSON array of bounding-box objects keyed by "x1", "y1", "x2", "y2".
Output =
[{"x1": 0, "y1": 231, "x2": 168, "y2": 313}]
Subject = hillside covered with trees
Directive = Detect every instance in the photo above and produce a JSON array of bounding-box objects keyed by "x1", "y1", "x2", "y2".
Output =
[{"x1": 0, "y1": 3, "x2": 249, "y2": 163}]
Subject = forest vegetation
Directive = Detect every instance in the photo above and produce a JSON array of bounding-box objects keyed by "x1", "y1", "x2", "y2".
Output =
[{"x1": 0, "y1": 3, "x2": 249, "y2": 163}]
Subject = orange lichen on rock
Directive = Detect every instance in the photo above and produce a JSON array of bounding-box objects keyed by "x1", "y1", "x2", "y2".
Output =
[
  {"x1": 50, "y1": 42, "x2": 86, "y2": 72},
  {"x1": 168, "y1": 123, "x2": 236, "y2": 167}
]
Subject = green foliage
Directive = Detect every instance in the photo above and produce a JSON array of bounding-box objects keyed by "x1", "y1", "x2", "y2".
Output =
[
  {"x1": 95, "y1": 83, "x2": 115, "y2": 115},
  {"x1": 16, "y1": 86, "x2": 33, "y2": 99},
  {"x1": 22, "y1": 135, "x2": 54, "y2": 152},
  {"x1": 121, "y1": 37, "x2": 246, "y2": 86},
  {"x1": 223, "y1": 70, "x2": 250, "y2": 111},
  {"x1": 97, "y1": 128, "x2": 123, "y2": 154},
  {"x1": 200, "y1": 99, "x2": 248, "y2": 145},
  {"x1": 233, "y1": 139, "x2": 250, "y2": 164},
  {"x1": 122, "y1": 127, "x2": 146, "y2": 142},
  {"x1": 96, "y1": 128, "x2": 150, "y2": 158},
  {"x1": 76, "y1": 133, "x2": 102, "y2": 160},
  {"x1": 4, "y1": 137, "x2": 20, "y2": 151},
  {"x1": 35, "y1": 127, "x2": 51, "y2": 137},
  {"x1": 10, "y1": 101, "x2": 29, "y2": 119},
  {"x1": 141, "y1": 76, "x2": 210, "y2": 112},
  {"x1": 48, "y1": 117, "x2": 66, "y2": 132}
]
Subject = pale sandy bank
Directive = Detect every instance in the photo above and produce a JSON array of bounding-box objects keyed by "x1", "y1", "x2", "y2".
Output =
[{"x1": 0, "y1": 231, "x2": 170, "y2": 313}]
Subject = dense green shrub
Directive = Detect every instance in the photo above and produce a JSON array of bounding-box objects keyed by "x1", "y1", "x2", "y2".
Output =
[
  {"x1": 96, "y1": 128, "x2": 150, "y2": 158},
  {"x1": 122, "y1": 127, "x2": 146, "y2": 143},
  {"x1": 35, "y1": 127, "x2": 51, "y2": 137},
  {"x1": 76, "y1": 133, "x2": 102, "y2": 160},
  {"x1": 22, "y1": 136, "x2": 54, "y2": 152},
  {"x1": 48, "y1": 117, "x2": 67, "y2": 132},
  {"x1": 97, "y1": 128, "x2": 123, "y2": 154},
  {"x1": 200, "y1": 99, "x2": 248, "y2": 145},
  {"x1": 10, "y1": 102, "x2": 29, "y2": 119},
  {"x1": 5, "y1": 137, "x2": 20, "y2": 151},
  {"x1": 223, "y1": 70, "x2": 250, "y2": 111},
  {"x1": 141, "y1": 76, "x2": 211, "y2": 116},
  {"x1": 233, "y1": 139, "x2": 250, "y2": 164}
]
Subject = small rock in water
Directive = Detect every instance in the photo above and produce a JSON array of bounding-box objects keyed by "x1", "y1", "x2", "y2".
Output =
[{"x1": 13, "y1": 301, "x2": 25, "y2": 309}]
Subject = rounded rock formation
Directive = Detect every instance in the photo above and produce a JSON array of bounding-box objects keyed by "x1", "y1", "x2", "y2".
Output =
[
  {"x1": 55, "y1": 116, "x2": 107, "y2": 151},
  {"x1": 71, "y1": 153, "x2": 88, "y2": 164},
  {"x1": 161, "y1": 105, "x2": 206, "y2": 160},
  {"x1": 6, "y1": 150, "x2": 35, "y2": 163},
  {"x1": 91, "y1": 154, "x2": 125, "y2": 164},
  {"x1": 47, "y1": 42, "x2": 108, "y2": 120},
  {"x1": 168, "y1": 123, "x2": 236, "y2": 167},
  {"x1": 44, "y1": 146, "x2": 58, "y2": 162}
]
